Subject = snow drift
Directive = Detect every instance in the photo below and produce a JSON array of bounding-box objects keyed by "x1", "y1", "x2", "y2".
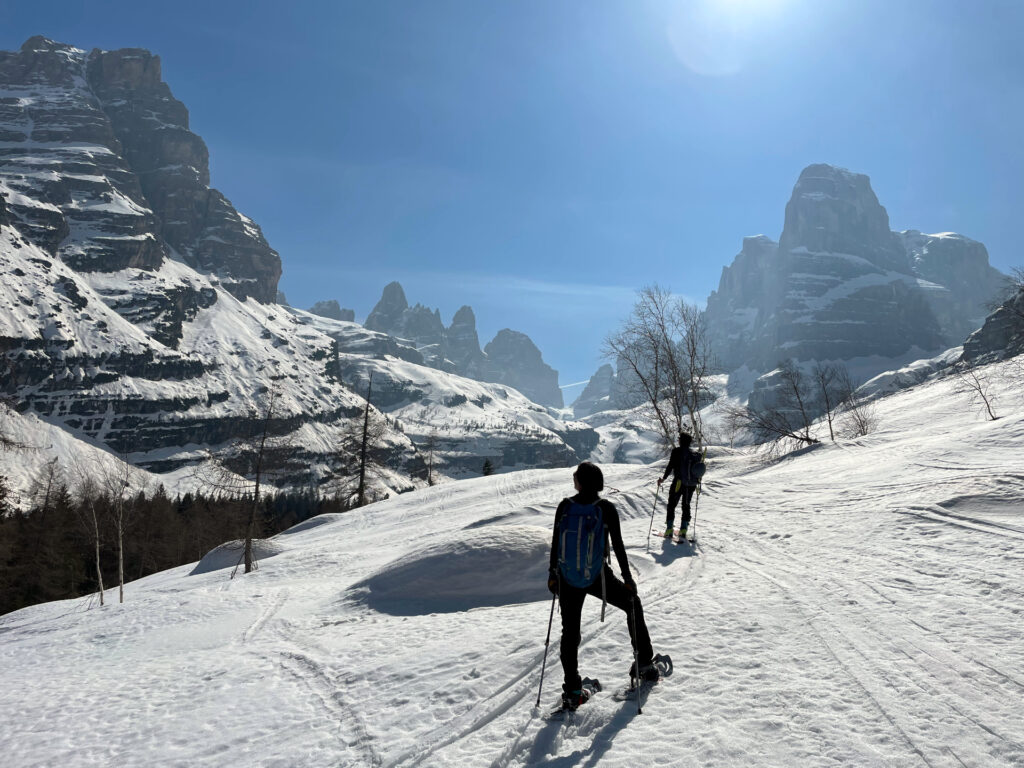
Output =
[
  {"x1": 190, "y1": 539, "x2": 286, "y2": 575},
  {"x1": 351, "y1": 525, "x2": 550, "y2": 614}
]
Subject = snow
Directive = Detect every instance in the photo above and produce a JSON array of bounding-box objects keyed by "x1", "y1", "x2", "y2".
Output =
[
  {"x1": 3, "y1": 357, "x2": 1022, "y2": 766},
  {"x1": 191, "y1": 539, "x2": 286, "y2": 575},
  {"x1": 0, "y1": 407, "x2": 212, "y2": 507},
  {"x1": 352, "y1": 525, "x2": 550, "y2": 615}
]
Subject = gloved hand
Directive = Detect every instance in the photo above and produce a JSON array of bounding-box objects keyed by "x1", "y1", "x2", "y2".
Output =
[
  {"x1": 624, "y1": 579, "x2": 637, "y2": 597},
  {"x1": 547, "y1": 570, "x2": 559, "y2": 596}
]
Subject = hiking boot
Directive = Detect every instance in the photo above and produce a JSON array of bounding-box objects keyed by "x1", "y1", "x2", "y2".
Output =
[
  {"x1": 561, "y1": 687, "x2": 591, "y2": 711},
  {"x1": 663, "y1": 526, "x2": 673, "y2": 538},
  {"x1": 629, "y1": 660, "x2": 661, "y2": 684},
  {"x1": 678, "y1": 527, "x2": 688, "y2": 540}
]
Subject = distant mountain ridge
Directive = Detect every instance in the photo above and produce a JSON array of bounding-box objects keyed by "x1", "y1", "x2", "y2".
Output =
[{"x1": 363, "y1": 281, "x2": 564, "y2": 408}]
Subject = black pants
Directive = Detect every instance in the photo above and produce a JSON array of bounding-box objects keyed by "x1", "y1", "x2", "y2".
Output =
[
  {"x1": 666, "y1": 482, "x2": 696, "y2": 530},
  {"x1": 558, "y1": 566, "x2": 654, "y2": 691}
]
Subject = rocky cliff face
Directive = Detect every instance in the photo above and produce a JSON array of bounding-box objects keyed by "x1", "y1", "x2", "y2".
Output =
[
  {"x1": 962, "y1": 285, "x2": 1024, "y2": 363},
  {"x1": 0, "y1": 37, "x2": 280, "y2": 302},
  {"x1": 364, "y1": 282, "x2": 564, "y2": 407},
  {"x1": 483, "y1": 329, "x2": 563, "y2": 408},
  {"x1": 705, "y1": 165, "x2": 1005, "y2": 372},
  {"x1": 0, "y1": 38, "x2": 592, "y2": 496},
  {"x1": 309, "y1": 300, "x2": 355, "y2": 322},
  {"x1": 571, "y1": 363, "x2": 614, "y2": 418}
]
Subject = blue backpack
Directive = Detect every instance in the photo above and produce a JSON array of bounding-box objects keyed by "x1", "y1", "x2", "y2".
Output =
[{"x1": 557, "y1": 501, "x2": 606, "y2": 588}]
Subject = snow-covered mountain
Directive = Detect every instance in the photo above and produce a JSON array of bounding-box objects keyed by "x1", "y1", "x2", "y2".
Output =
[
  {"x1": 574, "y1": 164, "x2": 1007, "y2": 418},
  {"x1": 704, "y1": 164, "x2": 1006, "y2": 372},
  {"x1": 365, "y1": 281, "x2": 564, "y2": 408},
  {"x1": 0, "y1": 37, "x2": 594, "y2": 502},
  {"x1": 2, "y1": 354, "x2": 1022, "y2": 767}
]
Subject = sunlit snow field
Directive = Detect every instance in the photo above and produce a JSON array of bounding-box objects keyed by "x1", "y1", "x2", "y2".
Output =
[{"x1": 2, "y1": 359, "x2": 1023, "y2": 767}]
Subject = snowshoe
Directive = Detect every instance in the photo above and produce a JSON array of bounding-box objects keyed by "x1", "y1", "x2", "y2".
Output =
[
  {"x1": 629, "y1": 660, "x2": 661, "y2": 685},
  {"x1": 614, "y1": 655, "x2": 673, "y2": 702},
  {"x1": 628, "y1": 653, "x2": 673, "y2": 687},
  {"x1": 548, "y1": 677, "x2": 601, "y2": 718}
]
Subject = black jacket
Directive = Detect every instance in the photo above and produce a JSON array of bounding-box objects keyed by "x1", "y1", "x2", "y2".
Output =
[
  {"x1": 661, "y1": 446, "x2": 702, "y2": 487},
  {"x1": 549, "y1": 495, "x2": 632, "y2": 584}
]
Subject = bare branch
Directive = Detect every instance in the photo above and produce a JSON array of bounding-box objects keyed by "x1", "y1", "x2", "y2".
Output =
[
  {"x1": 602, "y1": 285, "x2": 715, "y2": 448},
  {"x1": 834, "y1": 366, "x2": 878, "y2": 438},
  {"x1": 952, "y1": 362, "x2": 999, "y2": 421}
]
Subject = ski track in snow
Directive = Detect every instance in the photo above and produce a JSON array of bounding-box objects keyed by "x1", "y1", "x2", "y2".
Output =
[{"x1": 2, "y1": 362, "x2": 1024, "y2": 767}]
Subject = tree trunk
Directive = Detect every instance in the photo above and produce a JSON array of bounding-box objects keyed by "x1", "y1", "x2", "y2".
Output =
[
  {"x1": 357, "y1": 374, "x2": 373, "y2": 508},
  {"x1": 245, "y1": 393, "x2": 273, "y2": 574},
  {"x1": 117, "y1": 517, "x2": 124, "y2": 604},
  {"x1": 92, "y1": 505, "x2": 104, "y2": 607}
]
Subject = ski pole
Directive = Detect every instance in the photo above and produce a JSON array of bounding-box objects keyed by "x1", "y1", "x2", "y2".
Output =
[
  {"x1": 536, "y1": 594, "x2": 557, "y2": 708},
  {"x1": 630, "y1": 596, "x2": 642, "y2": 716},
  {"x1": 693, "y1": 480, "x2": 701, "y2": 542},
  {"x1": 645, "y1": 485, "x2": 661, "y2": 553}
]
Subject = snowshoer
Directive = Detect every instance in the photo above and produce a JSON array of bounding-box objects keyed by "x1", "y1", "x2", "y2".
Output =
[
  {"x1": 547, "y1": 461, "x2": 659, "y2": 711},
  {"x1": 657, "y1": 431, "x2": 702, "y2": 540}
]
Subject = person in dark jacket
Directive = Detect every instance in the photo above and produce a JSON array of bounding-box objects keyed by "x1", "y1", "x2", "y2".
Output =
[
  {"x1": 547, "y1": 461, "x2": 659, "y2": 710},
  {"x1": 658, "y1": 431, "x2": 701, "y2": 539}
]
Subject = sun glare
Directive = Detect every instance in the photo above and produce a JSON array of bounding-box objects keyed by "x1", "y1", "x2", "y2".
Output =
[{"x1": 665, "y1": 0, "x2": 789, "y2": 76}]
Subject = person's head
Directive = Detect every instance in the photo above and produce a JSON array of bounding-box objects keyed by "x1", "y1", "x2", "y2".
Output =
[
  {"x1": 573, "y1": 461, "x2": 604, "y2": 497},
  {"x1": 678, "y1": 431, "x2": 693, "y2": 447}
]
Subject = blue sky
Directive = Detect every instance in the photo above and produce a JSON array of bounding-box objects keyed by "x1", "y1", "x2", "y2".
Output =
[{"x1": 2, "y1": 1, "x2": 1022, "y2": 400}]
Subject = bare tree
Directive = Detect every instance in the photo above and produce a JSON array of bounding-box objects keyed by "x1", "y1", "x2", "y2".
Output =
[
  {"x1": 422, "y1": 429, "x2": 439, "y2": 487},
  {"x1": 952, "y1": 362, "x2": 999, "y2": 421},
  {"x1": 603, "y1": 285, "x2": 714, "y2": 448},
  {"x1": 834, "y1": 366, "x2": 879, "y2": 438},
  {"x1": 27, "y1": 457, "x2": 62, "y2": 514},
  {"x1": 811, "y1": 362, "x2": 842, "y2": 442},
  {"x1": 68, "y1": 463, "x2": 106, "y2": 607},
  {"x1": 197, "y1": 388, "x2": 297, "y2": 574},
  {"x1": 97, "y1": 457, "x2": 145, "y2": 603},
  {"x1": 328, "y1": 375, "x2": 389, "y2": 508},
  {"x1": 356, "y1": 375, "x2": 374, "y2": 507},
  {"x1": 722, "y1": 359, "x2": 820, "y2": 455}
]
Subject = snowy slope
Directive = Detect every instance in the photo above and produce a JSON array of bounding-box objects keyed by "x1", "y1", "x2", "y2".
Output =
[
  {"x1": 1, "y1": 358, "x2": 1023, "y2": 767},
  {"x1": 1, "y1": 215, "x2": 596, "y2": 500}
]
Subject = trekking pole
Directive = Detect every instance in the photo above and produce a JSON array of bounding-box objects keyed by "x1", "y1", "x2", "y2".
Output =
[
  {"x1": 645, "y1": 485, "x2": 661, "y2": 553},
  {"x1": 630, "y1": 597, "x2": 643, "y2": 716},
  {"x1": 693, "y1": 480, "x2": 701, "y2": 543},
  {"x1": 535, "y1": 594, "x2": 557, "y2": 708}
]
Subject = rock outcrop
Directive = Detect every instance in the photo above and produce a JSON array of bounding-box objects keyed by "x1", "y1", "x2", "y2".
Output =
[
  {"x1": 445, "y1": 305, "x2": 487, "y2": 376},
  {"x1": 962, "y1": 285, "x2": 1024, "y2": 363},
  {"x1": 309, "y1": 300, "x2": 355, "y2": 322},
  {"x1": 705, "y1": 164, "x2": 1005, "y2": 372},
  {"x1": 364, "y1": 282, "x2": 564, "y2": 407},
  {"x1": 483, "y1": 329, "x2": 563, "y2": 408},
  {"x1": 572, "y1": 364, "x2": 615, "y2": 418},
  {"x1": 0, "y1": 37, "x2": 280, "y2": 302}
]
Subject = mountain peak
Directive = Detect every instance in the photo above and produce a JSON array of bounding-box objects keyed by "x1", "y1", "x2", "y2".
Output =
[
  {"x1": 20, "y1": 36, "x2": 72, "y2": 54},
  {"x1": 779, "y1": 163, "x2": 905, "y2": 269}
]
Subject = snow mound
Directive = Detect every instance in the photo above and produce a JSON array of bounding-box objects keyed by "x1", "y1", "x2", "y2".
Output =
[
  {"x1": 189, "y1": 539, "x2": 285, "y2": 575},
  {"x1": 353, "y1": 525, "x2": 550, "y2": 615}
]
